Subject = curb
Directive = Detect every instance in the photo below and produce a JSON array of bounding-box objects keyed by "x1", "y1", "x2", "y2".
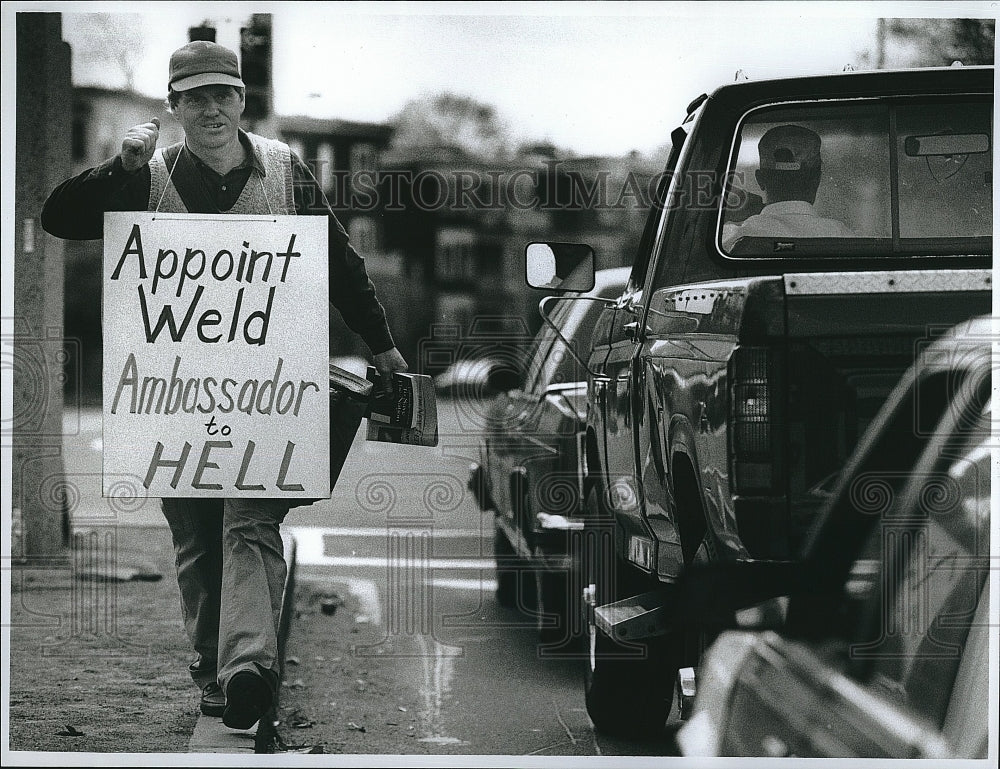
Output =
[{"x1": 186, "y1": 532, "x2": 299, "y2": 754}]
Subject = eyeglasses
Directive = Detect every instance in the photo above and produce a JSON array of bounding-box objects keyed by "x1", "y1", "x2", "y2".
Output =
[{"x1": 178, "y1": 88, "x2": 241, "y2": 110}]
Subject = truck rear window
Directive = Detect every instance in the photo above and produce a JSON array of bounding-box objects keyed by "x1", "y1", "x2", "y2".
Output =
[{"x1": 718, "y1": 98, "x2": 992, "y2": 257}]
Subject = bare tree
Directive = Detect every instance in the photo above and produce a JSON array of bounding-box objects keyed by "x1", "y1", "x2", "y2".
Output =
[
  {"x1": 70, "y1": 13, "x2": 145, "y2": 91},
  {"x1": 389, "y1": 93, "x2": 514, "y2": 161},
  {"x1": 863, "y1": 18, "x2": 994, "y2": 69}
]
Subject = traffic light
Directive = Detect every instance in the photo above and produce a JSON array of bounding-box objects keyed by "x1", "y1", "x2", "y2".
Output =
[
  {"x1": 188, "y1": 23, "x2": 216, "y2": 42},
  {"x1": 240, "y1": 14, "x2": 272, "y2": 122}
]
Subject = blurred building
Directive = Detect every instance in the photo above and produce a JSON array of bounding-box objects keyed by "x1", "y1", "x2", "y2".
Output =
[
  {"x1": 275, "y1": 114, "x2": 413, "y2": 365},
  {"x1": 378, "y1": 147, "x2": 537, "y2": 374},
  {"x1": 378, "y1": 143, "x2": 657, "y2": 375},
  {"x1": 72, "y1": 87, "x2": 185, "y2": 167},
  {"x1": 540, "y1": 151, "x2": 658, "y2": 269}
]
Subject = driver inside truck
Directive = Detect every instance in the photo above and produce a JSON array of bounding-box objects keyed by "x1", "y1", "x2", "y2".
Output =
[{"x1": 722, "y1": 124, "x2": 853, "y2": 250}]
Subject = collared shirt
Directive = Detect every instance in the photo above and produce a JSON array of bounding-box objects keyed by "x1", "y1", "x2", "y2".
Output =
[
  {"x1": 182, "y1": 137, "x2": 265, "y2": 212},
  {"x1": 41, "y1": 129, "x2": 395, "y2": 354},
  {"x1": 721, "y1": 199, "x2": 854, "y2": 251}
]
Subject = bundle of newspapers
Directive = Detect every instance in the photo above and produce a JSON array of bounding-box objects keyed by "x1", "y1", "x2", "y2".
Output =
[
  {"x1": 327, "y1": 361, "x2": 438, "y2": 482},
  {"x1": 363, "y1": 366, "x2": 439, "y2": 448}
]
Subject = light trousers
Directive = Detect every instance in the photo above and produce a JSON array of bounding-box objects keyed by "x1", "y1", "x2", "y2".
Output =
[{"x1": 160, "y1": 497, "x2": 291, "y2": 694}]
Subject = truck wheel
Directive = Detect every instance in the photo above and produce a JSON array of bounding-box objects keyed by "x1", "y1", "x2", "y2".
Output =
[
  {"x1": 585, "y1": 625, "x2": 676, "y2": 737},
  {"x1": 672, "y1": 470, "x2": 717, "y2": 690},
  {"x1": 583, "y1": 555, "x2": 677, "y2": 737},
  {"x1": 581, "y1": 488, "x2": 676, "y2": 737}
]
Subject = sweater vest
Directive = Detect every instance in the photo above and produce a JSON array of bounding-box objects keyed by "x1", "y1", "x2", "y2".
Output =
[{"x1": 147, "y1": 132, "x2": 295, "y2": 215}]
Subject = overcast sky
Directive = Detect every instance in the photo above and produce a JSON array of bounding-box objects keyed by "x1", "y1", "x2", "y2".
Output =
[{"x1": 45, "y1": 1, "x2": 994, "y2": 155}]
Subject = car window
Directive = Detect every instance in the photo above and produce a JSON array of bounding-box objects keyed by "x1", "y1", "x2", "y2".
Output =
[
  {"x1": 847, "y1": 408, "x2": 990, "y2": 728},
  {"x1": 629, "y1": 125, "x2": 688, "y2": 292},
  {"x1": 895, "y1": 102, "x2": 992, "y2": 241},
  {"x1": 535, "y1": 299, "x2": 607, "y2": 393},
  {"x1": 522, "y1": 298, "x2": 574, "y2": 395},
  {"x1": 719, "y1": 98, "x2": 992, "y2": 257},
  {"x1": 522, "y1": 276, "x2": 626, "y2": 397}
]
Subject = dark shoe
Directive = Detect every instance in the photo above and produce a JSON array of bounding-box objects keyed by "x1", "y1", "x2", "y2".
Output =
[
  {"x1": 222, "y1": 671, "x2": 272, "y2": 730},
  {"x1": 189, "y1": 655, "x2": 218, "y2": 677},
  {"x1": 199, "y1": 681, "x2": 226, "y2": 717}
]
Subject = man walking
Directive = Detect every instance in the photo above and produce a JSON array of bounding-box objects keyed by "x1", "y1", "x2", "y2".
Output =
[{"x1": 41, "y1": 40, "x2": 407, "y2": 730}]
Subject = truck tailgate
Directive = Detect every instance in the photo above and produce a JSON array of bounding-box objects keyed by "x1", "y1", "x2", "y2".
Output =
[{"x1": 779, "y1": 268, "x2": 991, "y2": 542}]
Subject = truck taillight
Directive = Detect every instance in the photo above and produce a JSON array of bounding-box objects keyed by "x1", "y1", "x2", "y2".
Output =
[{"x1": 730, "y1": 346, "x2": 780, "y2": 493}]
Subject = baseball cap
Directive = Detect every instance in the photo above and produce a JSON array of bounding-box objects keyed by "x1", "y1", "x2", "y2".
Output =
[
  {"x1": 169, "y1": 41, "x2": 245, "y2": 92},
  {"x1": 758, "y1": 125, "x2": 821, "y2": 172}
]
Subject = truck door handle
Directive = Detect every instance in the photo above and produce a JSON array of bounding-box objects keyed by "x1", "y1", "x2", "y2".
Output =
[
  {"x1": 623, "y1": 321, "x2": 649, "y2": 340},
  {"x1": 699, "y1": 403, "x2": 710, "y2": 432}
]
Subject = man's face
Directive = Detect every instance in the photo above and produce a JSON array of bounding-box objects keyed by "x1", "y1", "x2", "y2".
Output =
[{"x1": 174, "y1": 85, "x2": 244, "y2": 151}]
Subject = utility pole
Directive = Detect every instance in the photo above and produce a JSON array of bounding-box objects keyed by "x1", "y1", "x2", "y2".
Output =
[
  {"x1": 12, "y1": 12, "x2": 72, "y2": 556},
  {"x1": 876, "y1": 18, "x2": 886, "y2": 69}
]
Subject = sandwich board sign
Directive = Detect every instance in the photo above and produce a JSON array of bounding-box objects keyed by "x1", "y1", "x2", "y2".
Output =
[{"x1": 102, "y1": 212, "x2": 329, "y2": 499}]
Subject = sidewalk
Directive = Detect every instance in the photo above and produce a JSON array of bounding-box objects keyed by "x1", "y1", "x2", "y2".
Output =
[{"x1": 6, "y1": 523, "x2": 297, "y2": 756}]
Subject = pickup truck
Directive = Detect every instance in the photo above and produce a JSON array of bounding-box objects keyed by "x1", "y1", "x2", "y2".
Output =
[{"x1": 529, "y1": 65, "x2": 993, "y2": 737}]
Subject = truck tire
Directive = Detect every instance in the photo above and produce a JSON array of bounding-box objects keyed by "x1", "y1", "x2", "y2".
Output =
[
  {"x1": 581, "y1": 487, "x2": 677, "y2": 737},
  {"x1": 583, "y1": 553, "x2": 677, "y2": 736},
  {"x1": 672, "y1": 465, "x2": 716, "y2": 668},
  {"x1": 585, "y1": 622, "x2": 676, "y2": 737}
]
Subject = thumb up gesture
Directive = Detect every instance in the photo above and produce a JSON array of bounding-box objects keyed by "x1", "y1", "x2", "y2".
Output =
[{"x1": 120, "y1": 117, "x2": 160, "y2": 172}]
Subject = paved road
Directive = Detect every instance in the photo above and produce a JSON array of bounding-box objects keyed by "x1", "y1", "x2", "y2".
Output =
[{"x1": 60, "y1": 399, "x2": 680, "y2": 756}]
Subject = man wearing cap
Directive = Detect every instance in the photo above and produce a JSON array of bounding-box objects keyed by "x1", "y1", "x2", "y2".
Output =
[
  {"x1": 41, "y1": 41, "x2": 408, "y2": 730},
  {"x1": 721, "y1": 124, "x2": 853, "y2": 250}
]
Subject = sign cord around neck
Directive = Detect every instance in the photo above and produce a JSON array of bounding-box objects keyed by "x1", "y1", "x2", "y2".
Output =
[
  {"x1": 256, "y1": 171, "x2": 275, "y2": 216},
  {"x1": 153, "y1": 140, "x2": 277, "y2": 219},
  {"x1": 153, "y1": 144, "x2": 182, "y2": 214}
]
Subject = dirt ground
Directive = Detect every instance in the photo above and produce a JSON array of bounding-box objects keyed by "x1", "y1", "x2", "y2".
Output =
[
  {"x1": 6, "y1": 526, "x2": 432, "y2": 757},
  {"x1": 6, "y1": 526, "x2": 198, "y2": 753},
  {"x1": 273, "y1": 579, "x2": 434, "y2": 756}
]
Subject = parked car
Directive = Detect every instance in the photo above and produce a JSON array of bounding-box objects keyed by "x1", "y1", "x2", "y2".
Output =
[
  {"x1": 469, "y1": 267, "x2": 630, "y2": 647},
  {"x1": 434, "y1": 357, "x2": 509, "y2": 399},
  {"x1": 673, "y1": 316, "x2": 991, "y2": 758}
]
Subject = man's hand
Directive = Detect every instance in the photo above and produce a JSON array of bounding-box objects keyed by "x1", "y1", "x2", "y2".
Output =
[
  {"x1": 120, "y1": 117, "x2": 161, "y2": 172},
  {"x1": 372, "y1": 348, "x2": 408, "y2": 397}
]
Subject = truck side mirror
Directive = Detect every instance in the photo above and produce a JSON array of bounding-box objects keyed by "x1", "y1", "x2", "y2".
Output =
[{"x1": 525, "y1": 242, "x2": 595, "y2": 292}]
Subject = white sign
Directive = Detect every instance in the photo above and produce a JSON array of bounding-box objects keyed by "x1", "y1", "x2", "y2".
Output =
[{"x1": 102, "y1": 212, "x2": 329, "y2": 498}]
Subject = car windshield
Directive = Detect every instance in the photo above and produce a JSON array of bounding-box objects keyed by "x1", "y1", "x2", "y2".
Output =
[
  {"x1": 524, "y1": 298, "x2": 591, "y2": 394},
  {"x1": 848, "y1": 401, "x2": 990, "y2": 728},
  {"x1": 719, "y1": 98, "x2": 992, "y2": 257}
]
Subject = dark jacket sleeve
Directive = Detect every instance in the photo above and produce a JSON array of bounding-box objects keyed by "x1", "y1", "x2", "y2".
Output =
[
  {"x1": 40, "y1": 156, "x2": 151, "y2": 240},
  {"x1": 290, "y1": 152, "x2": 395, "y2": 355}
]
